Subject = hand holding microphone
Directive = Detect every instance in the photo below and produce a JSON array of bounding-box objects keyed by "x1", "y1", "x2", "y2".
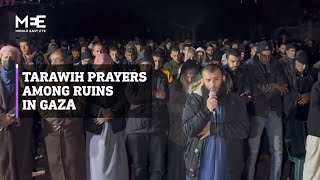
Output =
[{"x1": 207, "y1": 90, "x2": 218, "y2": 113}]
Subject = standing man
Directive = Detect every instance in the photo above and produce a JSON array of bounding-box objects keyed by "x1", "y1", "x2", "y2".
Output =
[
  {"x1": 245, "y1": 41, "x2": 288, "y2": 180},
  {"x1": 166, "y1": 66, "x2": 202, "y2": 180},
  {"x1": 303, "y1": 73, "x2": 320, "y2": 180},
  {"x1": 163, "y1": 47, "x2": 182, "y2": 80},
  {"x1": 19, "y1": 37, "x2": 47, "y2": 71},
  {"x1": 183, "y1": 64, "x2": 250, "y2": 180},
  {"x1": 279, "y1": 43, "x2": 296, "y2": 65},
  {"x1": 0, "y1": 46, "x2": 33, "y2": 180},
  {"x1": 125, "y1": 56, "x2": 169, "y2": 180}
]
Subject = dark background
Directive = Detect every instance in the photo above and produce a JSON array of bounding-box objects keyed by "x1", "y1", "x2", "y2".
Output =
[{"x1": 1, "y1": 0, "x2": 320, "y2": 41}]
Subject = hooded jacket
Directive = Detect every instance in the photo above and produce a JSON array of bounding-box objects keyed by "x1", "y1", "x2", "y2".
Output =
[
  {"x1": 183, "y1": 82, "x2": 250, "y2": 180},
  {"x1": 196, "y1": 47, "x2": 207, "y2": 66},
  {"x1": 307, "y1": 78, "x2": 320, "y2": 138},
  {"x1": 167, "y1": 71, "x2": 202, "y2": 146}
]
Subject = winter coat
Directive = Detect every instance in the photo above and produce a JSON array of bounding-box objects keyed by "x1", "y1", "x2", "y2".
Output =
[
  {"x1": 283, "y1": 63, "x2": 318, "y2": 120},
  {"x1": 163, "y1": 60, "x2": 182, "y2": 80},
  {"x1": 125, "y1": 70, "x2": 169, "y2": 134},
  {"x1": 182, "y1": 84, "x2": 250, "y2": 180},
  {"x1": 245, "y1": 55, "x2": 287, "y2": 117},
  {"x1": 167, "y1": 74, "x2": 202, "y2": 146}
]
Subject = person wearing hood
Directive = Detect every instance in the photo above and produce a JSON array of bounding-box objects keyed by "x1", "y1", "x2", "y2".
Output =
[
  {"x1": 303, "y1": 72, "x2": 320, "y2": 180},
  {"x1": 125, "y1": 55, "x2": 169, "y2": 180},
  {"x1": 134, "y1": 39, "x2": 145, "y2": 64},
  {"x1": 166, "y1": 66, "x2": 202, "y2": 180},
  {"x1": 196, "y1": 47, "x2": 207, "y2": 66},
  {"x1": 0, "y1": 46, "x2": 34, "y2": 180},
  {"x1": 183, "y1": 64, "x2": 250, "y2": 180},
  {"x1": 163, "y1": 46, "x2": 182, "y2": 80},
  {"x1": 44, "y1": 42, "x2": 58, "y2": 64},
  {"x1": 279, "y1": 43, "x2": 296, "y2": 65}
]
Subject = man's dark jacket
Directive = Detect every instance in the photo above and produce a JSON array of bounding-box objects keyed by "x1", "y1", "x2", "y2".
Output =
[
  {"x1": 125, "y1": 70, "x2": 169, "y2": 134},
  {"x1": 245, "y1": 55, "x2": 287, "y2": 117},
  {"x1": 182, "y1": 85, "x2": 250, "y2": 180},
  {"x1": 85, "y1": 80, "x2": 127, "y2": 134},
  {"x1": 283, "y1": 63, "x2": 318, "y2": 119}
]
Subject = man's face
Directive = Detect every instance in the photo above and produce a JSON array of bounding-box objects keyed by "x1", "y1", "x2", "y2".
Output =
[
  {"x1": 1, "y1": 51, "x2": 16, "y2": 64},
  {"x1": 279, "y1": 44, "x2": 286, "y2": 55},
  {"x1": 259, "y1": 50, "x2": 272, "y2": 63},
  {"x1": 213, "y1": 44, "x2": 217, "y2": 51},
  {"x1": 184, "y1": 73, "x2": 197, "y2": 84},
  {"x1": 227, "y1": 55, "x2": 240, "y2": 71},
  {"x1": 153, "y1": 56, "x2": 162, "y2": 70},
  {"x1": 184, "y1": 46, "x2": 190, "y2": 54},
  {"x1": 187, "y1": 50, "x2": 195, "y2": 60},
  {"x1": 19, "y1": 42, "x2": 32, "y2": 55},
  {"x1": 170, "y1": 51, "x2": 180, "y2": 62},
  {"x1": 225, "y1": 45, "x2": 231, "y2": 50},
  {"x1": 50, "y1": 54, "x2": 65, "y2": 65},
  {"x1": 206, "y1": 46, "x2": 214, "y2": 56},
  {"x1": 81, "y1": 46, "x2": 87, "y2": 53},
  {"x1": 251, "y1": 46, "x2": 257, "y2": 56},
  {"x1": 197, "y1": 51, "x2": 205, "y2": 61},
  {"x1": 139, "y1": 62, "x2": 153, "y2": 73},
  {"x1": 166, "y1": 42, "x2": 172, "y2": 50},
  {"x1": 135, "y1": 44, "x2": 142, "y2": 52},
  {"x1": 72, "y1": 51, "x2": 80, "y2": 60},
  {"x1": 295, "y1": 61, "x2": 306, "y2": 72},
  {"x1": 93, "y1": 45, "x2": 104, "y2": 57},
  {"x1": 232, "y1": 44, "x2": 239, "y2": 49},
  {"x1": 109, "y1": 50, "x2": 119, "y2": 62},
  {"x1": 307, "y1": 40, "x2": 312, "y2": 47},
  {"x1": 148, "y1": 42, "x2": 155, "y2": 49},
  {"x1": 125, "y1": 51, "x2": 135, "y2": 62},
  {"x1": 202, "y1": 70, "x2": 223, "y2": 92},
  {"x1": 286, "y1": 48, "x2": 296, "y2": 59}
]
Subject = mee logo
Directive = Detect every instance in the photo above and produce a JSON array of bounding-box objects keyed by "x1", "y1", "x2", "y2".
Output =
[{"x1": 15, "y1": 15, "x2": 46, "y2": 33}]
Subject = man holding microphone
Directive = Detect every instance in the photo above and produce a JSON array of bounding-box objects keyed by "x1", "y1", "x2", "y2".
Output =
[{"x1": 183, "y1": 64, "x2": 250, "y2": 180}]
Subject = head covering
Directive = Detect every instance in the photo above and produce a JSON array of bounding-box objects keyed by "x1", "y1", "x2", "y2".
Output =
[
  {"x1": 93, "y1": 53, "x2": 113, "y2": 65},
  {"x1": 196, "y1": 47, "x2": 205, "y2": 53},
  {"x1": 285, "y1": 43, "x2": 296, "y2": 51},
  {"x1": 81, "y1": 51, "x2": 91, "y2": 60},
  {"x1": 257, "y1": 40, "x2": 272, "y2": 54},
  {"x1": 139, "y1": 45, "x2": 153, "y2": 64},
  {"x1": 179, "y1": 59, "x2": 200, "y2": 78},
  {"x1": 296, "y1": 51, "x2": 308, "y2": 65},
  {"x1": 0, "y1": 45, "x2": 21, "y2": 63}
]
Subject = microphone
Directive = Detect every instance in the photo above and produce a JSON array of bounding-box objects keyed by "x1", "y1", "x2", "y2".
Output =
[{"x1": 209, "y1": 90, "x2": 217, "y2": 116}]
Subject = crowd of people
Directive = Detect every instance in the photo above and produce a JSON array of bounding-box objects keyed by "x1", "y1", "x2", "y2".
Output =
[{"x1": 0, "y1": 35, "x2": 320, "y2": 180}]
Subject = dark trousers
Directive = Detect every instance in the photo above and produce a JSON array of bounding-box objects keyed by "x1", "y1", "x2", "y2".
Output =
[
  {"x1": 166, "y1": 140, "x2": 186, "y2": 180},
  {"x1": 127, "y1": 133, "x2": 167, "y2": 180}
]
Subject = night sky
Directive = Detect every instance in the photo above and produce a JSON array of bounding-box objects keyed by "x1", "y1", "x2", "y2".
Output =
[{"x1": 3, "y1": 0, "x2": 320, "y2": 41}]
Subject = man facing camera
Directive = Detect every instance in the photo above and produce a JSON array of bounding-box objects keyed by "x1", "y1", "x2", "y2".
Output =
[{"x1": 183, "y1": 64, "x2": 250, "y2": 180}]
